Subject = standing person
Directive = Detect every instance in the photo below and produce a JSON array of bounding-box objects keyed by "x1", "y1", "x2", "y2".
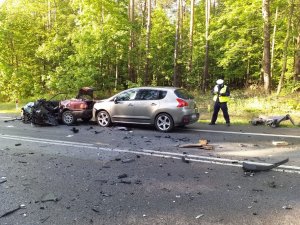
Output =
[{"x1": 209, "y1": 78, "x2": 231, "y2": 126}]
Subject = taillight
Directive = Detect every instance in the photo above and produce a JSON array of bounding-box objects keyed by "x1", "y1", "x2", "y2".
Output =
[
  {"x1": 176, "y1": 98, "x2": 188, "y2": 107},
  {"x1": 79, "y1": 103, "x2": 87, "y2": 109}
]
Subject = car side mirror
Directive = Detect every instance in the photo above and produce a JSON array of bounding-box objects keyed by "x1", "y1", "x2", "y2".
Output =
[{"x1": 114, "y1": 98, "x2": 119, "y2": 104}]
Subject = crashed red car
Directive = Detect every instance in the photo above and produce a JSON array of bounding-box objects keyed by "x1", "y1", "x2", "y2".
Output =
[{"x1": 59, "y1": 87, "x2": 96, "y2": 125}]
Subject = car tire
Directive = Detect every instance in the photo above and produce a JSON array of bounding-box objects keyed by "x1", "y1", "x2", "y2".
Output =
[
  {"x1": 97, "y1": 110, "x2": 111, "y2": 127},
  {"x1": 155, "y1": 113, "x2": 174, "y2": 132},
  {"x1": 62, "y1": 111, "x2": 76, "y2": 125}
]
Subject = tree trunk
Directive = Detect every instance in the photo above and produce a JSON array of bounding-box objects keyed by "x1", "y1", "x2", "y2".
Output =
[
  {"x1": 245, "y1": 57, "x2": 250, "y2": 87},
  {"x1": 144, "y1": 0, "x2": 151, "y2": 85},
  {"x1": 47, "y1": 0, "x2": 51, "y2": 30},
  {"x1": 188, "y1": 0, "x2": 195, "y2": 74},
  {"x1": 173, "y1": 0, "x2": 181, "y2": 87},
  {"x1": 276, "y1": 0, "x2": 294, "y2": 95},
  {"x1": 295, "y1": 31, "x2": 300, "y2": 81},
  {"x1": 262, "y1": 0, "x2": 271, "y2": 94},
  {"x1": 115, "y1": 54, "x2": 118, "y2": 91},
  {"x1": 128, "y1": 0, "x2": 136, "y2": 83},
  {"x1": 270, "y1": 7, "x2": 278, "y2": 78},
  {"x1": 202, "y1": 0, "x2": 210, "y2": 92}
]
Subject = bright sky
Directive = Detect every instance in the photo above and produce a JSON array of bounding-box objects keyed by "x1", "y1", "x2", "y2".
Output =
[{"x1": 0, "y1": 0, "x2": 5, "y2": 7}]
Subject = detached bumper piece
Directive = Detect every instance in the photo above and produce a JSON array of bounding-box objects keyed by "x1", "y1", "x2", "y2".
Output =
[
  {"x1": 243, "y1": 158, "x2": 289, "y2": 172},
  {"x1": 250, "y1": 114, "x2": 295, "y2": 128}
]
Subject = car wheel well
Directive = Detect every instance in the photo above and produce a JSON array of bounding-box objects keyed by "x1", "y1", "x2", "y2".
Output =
[
  {"x1": 155, "y1": 112, "x2": 173, "y2": 122},
  {"x1": 61, "y1": 108, "x2": 70, "y2": 113},
  {"x1": 96, "y1": 109, "x2": 108, "y2": 115}
]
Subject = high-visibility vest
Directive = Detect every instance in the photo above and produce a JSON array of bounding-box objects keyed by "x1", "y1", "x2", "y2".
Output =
[{"x1": 213, "y1": 85, "x2": 230, "y2": 102}]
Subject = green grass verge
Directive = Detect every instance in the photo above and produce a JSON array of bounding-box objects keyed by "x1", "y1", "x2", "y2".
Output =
[
  {"x1": 0, "y1": 102, "x2": 22, "y2": 114},
  {"x1": 193, "y1": 90, "x2": 300, "y2": 127}
]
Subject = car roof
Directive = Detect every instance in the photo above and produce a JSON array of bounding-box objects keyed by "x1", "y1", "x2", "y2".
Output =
[{"x1": 131, "y1": 86, "x2": 180, "y2": 91}]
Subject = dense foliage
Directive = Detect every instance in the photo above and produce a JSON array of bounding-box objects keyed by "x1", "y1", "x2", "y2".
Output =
[{"x1": 0, "y1": 0, "x2": 299, "y2": 101}]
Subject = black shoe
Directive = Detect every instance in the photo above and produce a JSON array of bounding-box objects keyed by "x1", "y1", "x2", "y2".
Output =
[
  {"x1": 226, "y1": 123, "x2": 230, "y2": 126},
  {"x1": 209, "y1": 122, "x2": 215, "y2": 125}
]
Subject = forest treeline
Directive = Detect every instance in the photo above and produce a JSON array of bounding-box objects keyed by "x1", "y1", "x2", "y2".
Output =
[{"x1": 0, "y1": 0, "x2": 300, "y2": 101}]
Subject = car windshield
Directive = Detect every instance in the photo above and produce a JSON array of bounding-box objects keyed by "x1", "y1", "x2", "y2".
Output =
[
  {"x1": 116, "y1": 89, "x2": 137, "y2": 101},
  {"x1": 174, "y1": 89, "x2": 194, "y2": 100}
]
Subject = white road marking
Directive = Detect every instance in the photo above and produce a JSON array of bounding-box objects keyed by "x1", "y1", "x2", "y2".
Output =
[
  {"x1": 0, "y1": 134, "x2": 94, "y2": 146},
  {"x1": 0, "y1": 116, "x2": 14, "y2": 119},
  {"x1": 186, "y1": 129, "x2": 300, "y2": 139},
  {"x1": 1, "y1": 134, "x2": 300, "y2": 174}
]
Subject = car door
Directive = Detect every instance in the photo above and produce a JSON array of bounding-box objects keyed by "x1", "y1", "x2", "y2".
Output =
[
  {"x1": 132, "y1": 89, "x2": 162, "y2": 124},
  {"x1": 110, "y1": 89, "x2": 138, "y2": 123}
]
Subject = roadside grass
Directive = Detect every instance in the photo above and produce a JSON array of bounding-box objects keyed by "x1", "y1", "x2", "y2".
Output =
[
  {"x1": 0, "y1": 97, "x2": 38, "y2": 114},
  {"x1": 0, "y1": 102, "x2": 22, "y2": 114},
  {"x1": 0, "y1": 89, "x2": 299, "y2": 127},
  {"x1": 194, "y1": 90, "x2": 300, "y2": 127}
]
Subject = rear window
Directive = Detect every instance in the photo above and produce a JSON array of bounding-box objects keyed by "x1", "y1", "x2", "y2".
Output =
[{"x1": 174, "y1": 89, "x2": 194, "y2": 99}]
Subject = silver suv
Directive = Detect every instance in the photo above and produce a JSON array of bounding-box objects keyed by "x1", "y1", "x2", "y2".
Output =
[{"x1": 92, "y1": 87, "x2": 199, "y2": 132}]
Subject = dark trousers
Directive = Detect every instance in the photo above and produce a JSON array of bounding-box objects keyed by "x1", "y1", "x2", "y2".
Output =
[{"x1": 211, "y1": 101, "x2": 230, "y2": 124}]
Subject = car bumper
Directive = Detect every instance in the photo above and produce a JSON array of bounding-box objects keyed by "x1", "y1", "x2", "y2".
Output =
[
  {"x1": 91, "y1": 108, "x2": 97, "y2": 121},
  {"x1": 180, "y1": 113, "x2": 200, "y2": 125}
]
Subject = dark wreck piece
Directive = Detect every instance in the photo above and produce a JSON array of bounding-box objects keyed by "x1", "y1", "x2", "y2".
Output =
[
  {"x1": 21, "y1": 99, "x2": 59, "y2": 126},
  {"x1": 250, "y1": 114, "x2": 295, "y2": 128},
  {"x1": 242, "y1": 158, "x2": 289, "y2": 172}
]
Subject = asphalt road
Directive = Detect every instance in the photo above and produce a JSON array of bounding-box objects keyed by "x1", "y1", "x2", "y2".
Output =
[{"x1": 0, "y1": 114, "x2": 300, "y2": 225}]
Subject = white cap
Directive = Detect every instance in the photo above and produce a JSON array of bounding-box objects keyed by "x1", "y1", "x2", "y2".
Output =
[{"x1": 216, "y1": 79, "x2": 224, "y2": 85}]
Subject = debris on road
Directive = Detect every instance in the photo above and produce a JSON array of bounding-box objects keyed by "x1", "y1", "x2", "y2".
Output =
[
  {"x1": 40, "y1": 193, "x2": 60, "y2": 202},
  {"x1": 0, "y1": 177, "x2": 7, "y2": 184},
  {"x1": 250, "y1": 114, "x2": 295, "y2": 128},
  {"x1": 282, "y1": 205, "x2": 293, "y2": 210},
  {"x1": 242, "y1": 158, "x2": 289, "y2": 172},
  {"x1": 3, "y1": 117, "x2": 21, "y2": 123},
  {"x1": 40, "y1": 216, "x2": 50, "y2": 223},
  {"x1": 122, "y1": 158, "x2": 135, "y2": 163},
  {"x1": 195, "y1": 214, "x2": 204, "y2": 219},
  {"x1": 179, "y1": 139, "x2": 214, "y2": 150},
  {"x1": 252, "y1": 189, "x2": 263, "y2": 192},
  {"x1": 71, "y1": 127, "x2": 79, "y2": 133},
  {"x1": 181, "y1": 156, "x2": 190, "y2": 163},
  {"x1": 268, "y1": 181, "x2": 277, "y2": 188},
  {"x1": 0, "y1": 204, "x2": 26, "y2": 218},
  {"x1": 199, "y1": 139, "x2": 209, "y2": 145},
  {"x1": 100, "y1": 191, "x2": 112, "y2": 197},
  {"x1": 272, "y1": 141, "x2": 289, "y2": 146},
  {"x1": 119, "y1": 179, "x2": 132, "y2": 184},
  {"x1": 116, "y1": 126, "x2": 130, "y2": 131},
  {"x1": 117, "y1": 173, "x2": 128, "y2": 179},
  {"x1": 178, "y1": 137, "x2": 190, "y2": 142},
  {"x1": 92, "y1": 207, "x2": 100, "y2": 213},
  {"x1": 135, "y1": 179, "x2": 142, "y2": 185}
]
